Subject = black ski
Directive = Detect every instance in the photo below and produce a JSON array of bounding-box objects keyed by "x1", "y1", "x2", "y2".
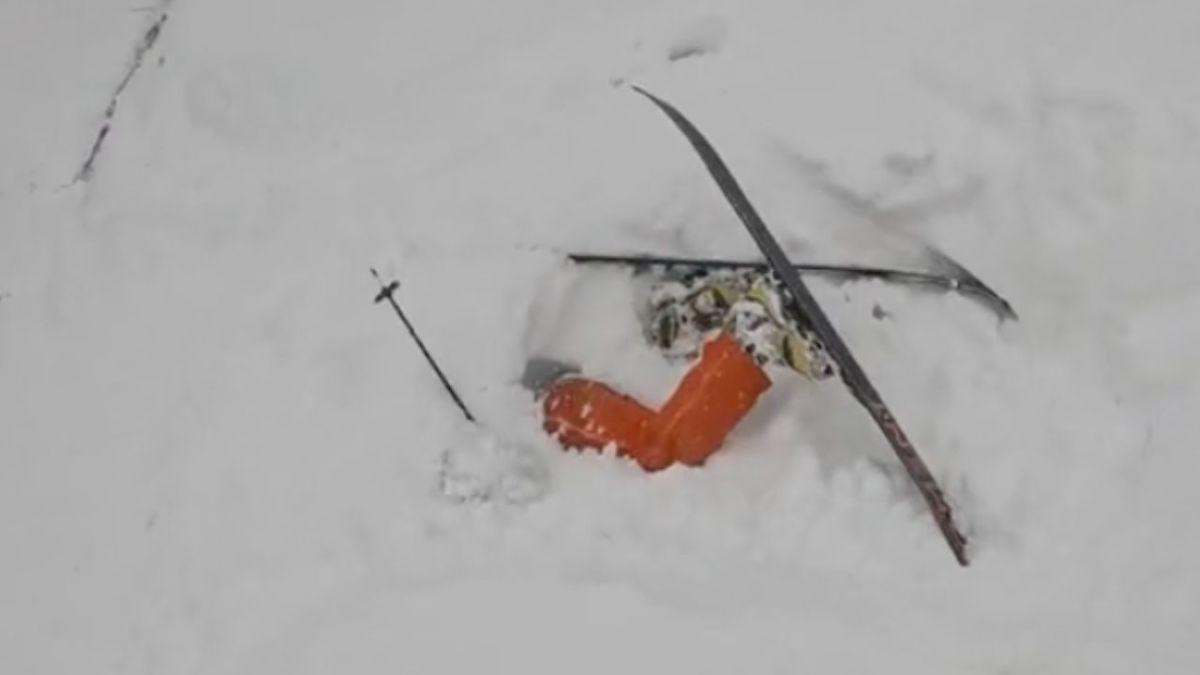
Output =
[
  {"x1": 633, "y1": 86, "x2": 970, "y2": 566},
  {"x1": 567, "y1": 252, "x2": 1016, "y2": 321}
]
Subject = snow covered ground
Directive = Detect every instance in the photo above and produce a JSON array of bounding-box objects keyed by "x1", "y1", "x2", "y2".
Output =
[{"x1": 3, "y1": 0, "x2": 1200, "y2": 672}]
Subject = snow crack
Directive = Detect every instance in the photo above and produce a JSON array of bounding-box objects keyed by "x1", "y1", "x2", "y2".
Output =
[{"x1": 73, "y1": 3, "x2": 171, "y2": 183}]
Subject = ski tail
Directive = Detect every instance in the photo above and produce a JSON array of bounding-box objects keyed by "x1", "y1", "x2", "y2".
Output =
[{"x1": 631, "y1": 85, "x2": 970, "y2": 566}]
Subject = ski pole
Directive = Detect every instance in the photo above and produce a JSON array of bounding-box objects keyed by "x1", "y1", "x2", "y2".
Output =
[{"x1": 371, "y1": 268, "x2": 476, "y2": 424}]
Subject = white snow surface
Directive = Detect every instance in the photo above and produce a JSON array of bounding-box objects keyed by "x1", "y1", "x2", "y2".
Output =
[{"x1": 3, "y1": 1, "x2": 1200, "y2": 673}]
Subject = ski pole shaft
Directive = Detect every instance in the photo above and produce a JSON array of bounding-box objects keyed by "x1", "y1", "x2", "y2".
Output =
[{"x1": 371, "y1": 268, "x2": 476, "y2": 424}]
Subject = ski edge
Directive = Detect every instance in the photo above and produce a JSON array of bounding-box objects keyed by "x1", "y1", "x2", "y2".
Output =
[{"x1": 631, "y1": 85, "x2": 971, "y2": 566}]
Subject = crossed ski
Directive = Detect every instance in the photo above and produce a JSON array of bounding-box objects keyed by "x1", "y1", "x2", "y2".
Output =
[
  {"x1": 567, "y1": 251, "x2": 1016, "y2": 321},
  {"x1": 632, "y1": 86, "x2": 971, "y2": 566}
]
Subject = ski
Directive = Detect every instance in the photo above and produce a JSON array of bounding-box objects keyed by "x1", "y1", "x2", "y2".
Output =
[
  {"x1": 567, "y1": 252, "x2": 1016, "y2": 321},
  {"x1": 633, "y1": 86, "x2": 970, "y2": 566}
]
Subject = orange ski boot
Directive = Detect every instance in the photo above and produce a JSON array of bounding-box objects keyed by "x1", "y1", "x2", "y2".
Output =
[
  {"x1": 541, "y1": 377, "x2": 667, "y2": 470},
  {"x1": 539, "y1": 331, "x2": 771, "y2": 471}
]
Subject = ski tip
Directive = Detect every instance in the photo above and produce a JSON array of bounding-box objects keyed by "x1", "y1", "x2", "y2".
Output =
[
  {"x1": 629, "y1": 84, "x2": 669, "y2": 110},
  {"x1": 923, "y1": 246, "x2": 1019, "y2": 322}
]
